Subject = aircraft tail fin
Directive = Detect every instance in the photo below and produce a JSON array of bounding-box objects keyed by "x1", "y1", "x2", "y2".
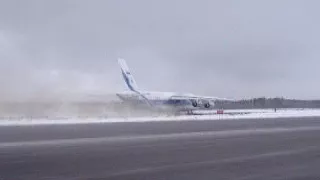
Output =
[{"x1": 118, "y1": 58, "x2": 139, "y2": 91}]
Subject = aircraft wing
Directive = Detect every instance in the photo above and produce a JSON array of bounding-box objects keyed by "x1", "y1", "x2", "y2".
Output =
[{"x1": 170, "y1": 95, "x2": 236, "y2": 102}]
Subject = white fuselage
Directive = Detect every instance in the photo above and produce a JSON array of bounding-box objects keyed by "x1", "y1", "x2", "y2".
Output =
[{"x1": 116, "y1": 91, "x2": 212, "y2": 111}]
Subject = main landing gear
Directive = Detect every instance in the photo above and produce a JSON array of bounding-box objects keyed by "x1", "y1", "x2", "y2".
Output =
[{"x1": 186, "y1": 110, "x2": 194, "y2": 115}]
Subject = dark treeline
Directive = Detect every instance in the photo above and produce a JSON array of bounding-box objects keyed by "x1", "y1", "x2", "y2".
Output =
[{"x1": 215, "y1": 97, "x2": 320, "y2": 109}]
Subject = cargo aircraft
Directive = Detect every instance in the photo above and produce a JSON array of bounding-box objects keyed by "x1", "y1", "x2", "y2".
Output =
[{"x1": 116, "y1": 59, "x2": 233, "y2": 114}]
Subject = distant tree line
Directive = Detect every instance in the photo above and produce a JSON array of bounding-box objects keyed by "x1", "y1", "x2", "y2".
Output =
[{"x1": 214, "y1": 97, "x2": 320, "y2": 109}]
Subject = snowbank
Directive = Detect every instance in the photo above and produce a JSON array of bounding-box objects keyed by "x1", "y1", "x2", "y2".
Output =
[{"x1": 0, "y1": 108, "x2": 320, "y2": 126}]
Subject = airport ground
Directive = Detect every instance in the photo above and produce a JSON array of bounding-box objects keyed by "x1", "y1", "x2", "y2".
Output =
[{"x1": 0, "y1": 117, "x2": 320, "y2": 180}]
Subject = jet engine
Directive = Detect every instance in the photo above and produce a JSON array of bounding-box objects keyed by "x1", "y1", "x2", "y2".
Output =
[
  {"x1": 192, "y1": 101, "x2": 198, "y2": 107},
  {"x1": 191, "y1": 99, "x2": 213, "y2": 108},
  {"x1": 191, "y1": 100, "x2": 198, "y2": 107}
]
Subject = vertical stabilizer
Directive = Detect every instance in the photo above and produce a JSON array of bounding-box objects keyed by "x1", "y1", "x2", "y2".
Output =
[{"x1": 118, "y1": 58, "x2": 139, "y2": 91}]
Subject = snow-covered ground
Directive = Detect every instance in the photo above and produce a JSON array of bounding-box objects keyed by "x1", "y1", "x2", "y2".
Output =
[{"x1": 0, "y1": 108, "x2": 320, "y2": 126}]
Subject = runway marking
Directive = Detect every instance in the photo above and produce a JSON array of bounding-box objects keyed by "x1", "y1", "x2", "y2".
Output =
[
  {"x1": 105, "y1": 145, "x2": 320, "y2": 178},
  {"x1": 0, "y1": 126, "x2": 319, "y2": 148}
]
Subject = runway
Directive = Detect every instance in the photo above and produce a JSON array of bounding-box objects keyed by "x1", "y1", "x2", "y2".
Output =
[{"x1": 1, "y1": 117, "x2": 320, "y2": 180}]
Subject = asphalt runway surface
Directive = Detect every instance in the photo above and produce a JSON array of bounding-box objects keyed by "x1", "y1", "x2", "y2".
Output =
[{"x1": 1, "y1": 117, "x2": 320, "y2": 180}]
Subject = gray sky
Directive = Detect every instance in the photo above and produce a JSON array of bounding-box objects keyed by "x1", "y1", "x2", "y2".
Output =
[{"x1": 0, "y1": 0, "x2": 320, "y2": 101}]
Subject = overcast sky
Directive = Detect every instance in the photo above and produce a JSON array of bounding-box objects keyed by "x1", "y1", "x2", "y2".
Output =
[{"x1": 0, "y1": 0, "x2": 320, "y2": 101}]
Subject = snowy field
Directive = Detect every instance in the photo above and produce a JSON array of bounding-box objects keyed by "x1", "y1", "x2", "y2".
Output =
[{"x1": 0, "y1": 108, "x2": 320, "y2": 126}]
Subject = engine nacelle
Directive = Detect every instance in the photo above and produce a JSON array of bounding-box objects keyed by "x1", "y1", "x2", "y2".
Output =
[
  {"x1": 191, "y1": 100, "x2": 198, "y2": 107},
  {"x1": 191, "y1": 99, "x2": 214, "y2": 108}
]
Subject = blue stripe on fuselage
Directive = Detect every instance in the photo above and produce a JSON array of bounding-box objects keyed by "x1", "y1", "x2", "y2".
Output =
[
  {"x1": 118, "y1": 97, "x2": 190, "y2": 106},
  {"x1": 121, "y1": 70, "x2": 134, "y2": 91},
  {"x1": 150, "y1": 99, "x2": 191, "y2": 106},
  {"x1": 166, "y1": 99, "x2": 191, "y2": 105}
]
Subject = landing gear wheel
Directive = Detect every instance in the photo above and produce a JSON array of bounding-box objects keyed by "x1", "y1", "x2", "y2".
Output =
[{"x1": 187, "y1": 110, "x2": 194, "y2": 115}]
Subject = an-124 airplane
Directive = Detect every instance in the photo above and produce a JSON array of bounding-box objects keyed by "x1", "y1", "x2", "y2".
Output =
[{"x1": 116, "y1": 59, "x2": 234, "y2": 114}]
